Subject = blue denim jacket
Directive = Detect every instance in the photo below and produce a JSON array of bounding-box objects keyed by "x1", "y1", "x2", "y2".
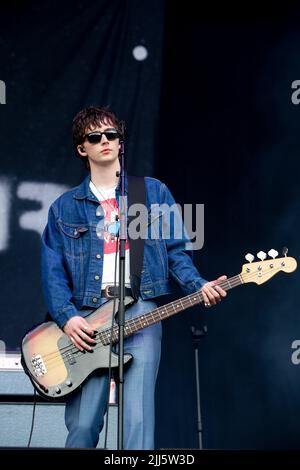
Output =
[{"x1": 41, "y1": 175, "x2": 206, "y2": 328}]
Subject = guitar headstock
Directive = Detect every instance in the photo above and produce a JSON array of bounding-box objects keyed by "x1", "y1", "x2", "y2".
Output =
[{"x1": 240, "y1": 249, "x2": 297, "y2": 285}]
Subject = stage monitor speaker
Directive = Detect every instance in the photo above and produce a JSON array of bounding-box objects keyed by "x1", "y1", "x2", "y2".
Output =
[
  {"x1": 0, "y1": 402, "x2": 117, "y2": 448},
  {"x1": 0, "y1": 359, "x2": 117, "y2": 449}
]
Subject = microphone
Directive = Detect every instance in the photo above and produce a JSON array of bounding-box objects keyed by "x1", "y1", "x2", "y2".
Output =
[
  {"x1": 119, "y1": 120, "x2": 126, "y2": 142},
  {"x1": 118, "y1": 120, "x2": 126, "y2": 162}
]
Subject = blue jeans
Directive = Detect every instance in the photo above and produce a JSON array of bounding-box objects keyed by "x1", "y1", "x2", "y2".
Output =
[{"x1": 64, "y1": 298, "x2": 162, "y2": 449}]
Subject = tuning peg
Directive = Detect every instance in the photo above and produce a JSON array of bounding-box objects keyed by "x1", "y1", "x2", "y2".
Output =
[
  {"x1": 257, "y1": 251, "x2": 267, "y2": 261},
  {"x1": 245, "y1": 253, "x2": 255, "y2": 263},
  {"x1": 282, "y1": 247, "x2": 288, "y2": 257},
  {"x1": 268, "y1": 249, "x2": 278, "y2": 259}
]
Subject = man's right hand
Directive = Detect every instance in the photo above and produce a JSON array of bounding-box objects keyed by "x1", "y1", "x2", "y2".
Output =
[{"x1": 63, "y1": 316, "x2": 96, "y2": 351}]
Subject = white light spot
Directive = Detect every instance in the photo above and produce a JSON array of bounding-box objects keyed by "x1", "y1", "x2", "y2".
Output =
[
  {"x1": 132, "y1": 45, "x2": 148, "y2": 61},
  {"x1": 18, "y1": 182, "x2": 68, "y2": 236}
]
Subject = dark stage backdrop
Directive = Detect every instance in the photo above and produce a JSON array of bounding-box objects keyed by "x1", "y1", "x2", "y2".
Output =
[
  {"x1": 1, "y1": 0, "x2": 300, "y2": 451},
  {"x1": 0, "y1": 0, "x2": 164, "y2": 346},
  {"x1": 155, "y1": 2, "x2": 300, "y2": 450}
]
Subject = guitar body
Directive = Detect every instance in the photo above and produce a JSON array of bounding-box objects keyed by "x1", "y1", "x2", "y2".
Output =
[{"x1": 21, "y1": 297, "x2": 134, "y2": 399}]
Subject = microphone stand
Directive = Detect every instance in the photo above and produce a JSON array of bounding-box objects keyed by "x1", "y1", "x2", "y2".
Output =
[{"x1": 117, "y1": 136, "x2": 126, "y2": 450}]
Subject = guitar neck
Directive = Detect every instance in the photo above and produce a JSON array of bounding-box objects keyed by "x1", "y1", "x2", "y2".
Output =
[{"x1": 100, "y1": 274, "x2": 243, "y2": 346}]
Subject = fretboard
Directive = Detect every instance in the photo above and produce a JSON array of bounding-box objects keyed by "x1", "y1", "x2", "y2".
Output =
[{"x1": 100, "y1": 274, "x2": 243, "y2": 346}]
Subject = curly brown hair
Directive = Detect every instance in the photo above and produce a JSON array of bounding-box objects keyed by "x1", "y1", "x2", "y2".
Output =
[{"x1": 72, "y1": 106, "x2": 124, "y2": 167}]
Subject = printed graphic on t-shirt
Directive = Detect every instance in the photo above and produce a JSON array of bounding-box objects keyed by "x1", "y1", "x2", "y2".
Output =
[
  {"x1": 100, "y1": 198, "x2": 129, "y2": 255},
  {"x1": 89, "y1": 181, "x2": 130, "y2": 287}
]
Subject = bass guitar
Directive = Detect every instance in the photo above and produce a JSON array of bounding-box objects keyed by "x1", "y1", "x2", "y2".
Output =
[{"x1": 21, "y1": 250, "x2": 297, "y2": 399}]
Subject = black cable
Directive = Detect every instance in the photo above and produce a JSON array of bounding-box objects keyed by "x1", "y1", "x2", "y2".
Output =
[{"x1": 26, "y1": 388, "x2": 37, "y2": 447}]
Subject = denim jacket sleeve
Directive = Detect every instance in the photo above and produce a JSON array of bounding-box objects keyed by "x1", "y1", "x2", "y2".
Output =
[
  {"x1": 41, "y1": 204, "x2": 78, "y2": 329},
  {"x1": 160, "y1": 183, "x2": 207, "y2": 294}
]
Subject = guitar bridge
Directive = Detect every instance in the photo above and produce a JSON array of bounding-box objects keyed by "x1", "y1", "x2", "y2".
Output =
[{"x1": 31, "y1": 354, "x2": 47, "y2": 377}]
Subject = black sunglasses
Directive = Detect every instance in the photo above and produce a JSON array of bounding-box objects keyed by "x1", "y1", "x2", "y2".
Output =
[{"x1": 84, "y1": 129, "x2": 120, "y2": 144}]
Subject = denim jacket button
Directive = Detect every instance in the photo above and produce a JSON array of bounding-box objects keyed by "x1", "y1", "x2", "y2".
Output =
[
  {"x1": 96, "y1": 254, "x2": 101, "y2": 259},
  {"x1": 92, "y1": 297, "x2": 98, "y2": 303},
  {"x1": 94, "y1": 275, "x2": 100, "y2": 280},
  {"x1": 74, "y1": 229, "x2": 78, "y2": 236}
]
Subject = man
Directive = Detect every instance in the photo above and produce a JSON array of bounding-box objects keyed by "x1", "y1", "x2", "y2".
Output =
[{"x1": 41, "y1": 106, "x2": 226, "y2": 449}]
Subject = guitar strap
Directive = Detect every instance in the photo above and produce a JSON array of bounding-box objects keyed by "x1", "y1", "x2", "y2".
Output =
[{"x1": 127, "y1": 175, "x2": 146, "y2": 301}]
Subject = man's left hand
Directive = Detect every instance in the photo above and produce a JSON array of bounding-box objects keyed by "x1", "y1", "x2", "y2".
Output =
[{"x1": 201, "y1": 275, "x2": 227, "y2": 307}]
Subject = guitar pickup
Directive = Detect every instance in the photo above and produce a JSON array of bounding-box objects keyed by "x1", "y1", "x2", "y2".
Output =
[
  {"x1": 66, "y1": 352, "x2": 76, "y2": 365},
  {"x1": 31, "y1": 354, "x2": 47, "y2": 377}
]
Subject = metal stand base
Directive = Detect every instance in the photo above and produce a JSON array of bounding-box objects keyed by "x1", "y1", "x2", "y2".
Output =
[{"x1": 191, "y1": 325, "x2": 207, "y2": 449}]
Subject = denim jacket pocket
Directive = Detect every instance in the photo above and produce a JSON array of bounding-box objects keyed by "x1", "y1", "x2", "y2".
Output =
[
  {"x1": 58, "y1": 221, "x2": 90, "y2": 296},
  {"x1": 144, "y1": 212, "x2": 168, "y2": 281},
  {"x1": 146, "y1": 211, "x2": 164, "y2": 241},
  {"x1": 59, "y1": 222, "x2": 88, "y2": 238},
  {"x1": 58, "y1": 221, "x2": 89, "y2": 258}
]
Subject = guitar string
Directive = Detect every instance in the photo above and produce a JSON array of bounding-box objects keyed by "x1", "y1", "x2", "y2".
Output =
[{"x1": 34, "y1": 264, "x2": 287, "y2": 373}]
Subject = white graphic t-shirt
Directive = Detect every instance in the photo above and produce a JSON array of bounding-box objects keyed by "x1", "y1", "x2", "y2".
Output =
[{"x1": 89, "y1": 181, "x2": 130, "y2": 288}]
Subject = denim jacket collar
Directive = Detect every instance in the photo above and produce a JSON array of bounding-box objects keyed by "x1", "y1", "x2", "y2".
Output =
[{"x1": 73, "y1": 174, "x2": 128, "y2": 202}]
